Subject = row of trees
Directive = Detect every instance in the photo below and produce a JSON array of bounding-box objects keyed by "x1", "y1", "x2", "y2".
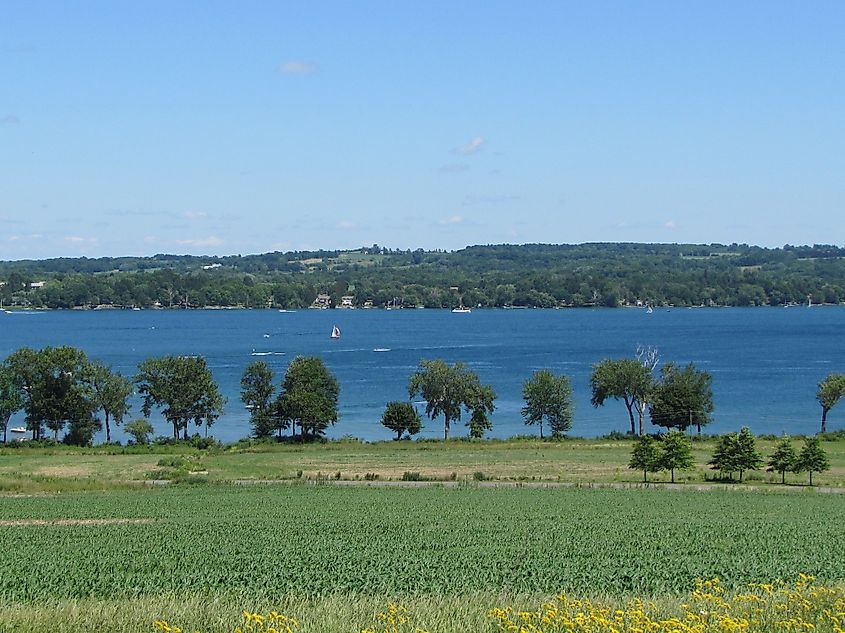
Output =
[
  {"x1": 2, "y1": 343, "x2": 842, "y2": 445},
  {"x1": 590, "y1": 349, "x2": 844, "y2": 435},
  {"x1": 629, "y1": 430, "x2": 831, "y2": 485},
  {"x1": 5, "y1": 243, "x2": 845, "y2": 310}
]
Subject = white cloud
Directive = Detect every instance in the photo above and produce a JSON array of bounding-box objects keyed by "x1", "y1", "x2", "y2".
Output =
[
  {"x1": 0, "y1": 114, "x2": 20, "y2": 125},
  {"x1": 664, "y1": 220, "x2": 677, "y2": 229},
  {"x1": 183, "y1": 211, "x2": 208, "y2": 220},
  {"x1": 175, "y1": 236, "x2": 224, "y2": 247},
  {"x1": 438, "y1": 215, "x2": 464, "y2": 225},
  {"x1": 454, "y1": 136, "x2": 485, "y2": 155},
  {"x1": 336, "y1": 221, "x2": 355, "y2": 230},
  {"x1": 280, "y1": 60, "x2": 318, "y2": 75},
  {"x1": 64, "y1": 236, "x2": 85, "y2": 243}
]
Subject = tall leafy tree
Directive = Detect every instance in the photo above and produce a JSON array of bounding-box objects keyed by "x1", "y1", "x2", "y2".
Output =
[
  {"x1": 649, "y1": 362, "x2": 714, "y2": 432},
  {"x1": 793, "y1": 436, "x2": 830, "y2": 486},
  {"x1": 89, "y1": 361, "x2": 133, "y2": 443},
  {"x1": 381, "y1": 401, "x2": 422, "y2": 440},
  {"x1": 816, "y1": 373, "x2": 845, "y2": 433},
  {"x1": 659, "y1": 431, "x2": 694, "y2": 483},
  {"x1": 136, "y1": 355, "x2": 225, "y2": 440},
  {"x1": 590, "y1": 358, "x2": 653, "y2": 435},
  {"x1": 0, "y1": 361, "x2": 24, "y2": 444},
  {"x1": 629, "y1": 435, "x2": 661, "y2": 482},
  {"x1": 522, "y1": 369, "x2": 573, "y2": 439},
  {"x1": 466, "y1": 382, "x2": 496, "y2": 439},
  {"x1": 5, "y1": 347, "x2": 47, "y2": 439},
  {"x1": 408, "y1": 360, "x2": 494, "y2": 440},
  {"x1": 240, "y1": 361, "x2": 276, "y2": 438},
  {"x1": 767, "y1": 435, "x2": 797, "y2": 484},
  {"x1": 277, "y1": 356, "x2": 339, "y2": 439}
]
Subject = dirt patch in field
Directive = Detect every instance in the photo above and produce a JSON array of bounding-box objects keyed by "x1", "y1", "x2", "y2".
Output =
[
  {"x1": 36, "y1": 465, "x2": 92, "y2": 478},
  {"x1": 0, "y1": 518, "x2": 154, "y2": 527}
]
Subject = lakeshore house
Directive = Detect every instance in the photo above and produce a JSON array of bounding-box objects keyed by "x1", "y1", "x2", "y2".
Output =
[
  {"x1": 339, "y1": 295, "x2": 355, "y2": 308},
  {"x1": 312, "y1": 293, "x2": 331, "y2": 309}
]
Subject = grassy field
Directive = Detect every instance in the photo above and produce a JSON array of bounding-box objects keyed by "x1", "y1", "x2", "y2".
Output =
[{"x1": 1, "y1": 436, "x2": 844, "y2": 490}]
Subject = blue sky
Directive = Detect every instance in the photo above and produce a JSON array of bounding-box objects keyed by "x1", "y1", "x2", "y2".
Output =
[{"x1": 1, "y1": 1, "x2": 843, "y2": 259}]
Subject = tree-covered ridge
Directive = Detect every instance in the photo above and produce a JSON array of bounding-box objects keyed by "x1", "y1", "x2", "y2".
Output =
[{"x1": 2, "y1": 242, "x2": 844, "y2": 309}]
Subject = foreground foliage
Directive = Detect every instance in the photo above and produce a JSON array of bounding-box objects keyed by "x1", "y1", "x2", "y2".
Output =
[{"x1": 149, "y1": 576, "x2": 845, "y2": 633}]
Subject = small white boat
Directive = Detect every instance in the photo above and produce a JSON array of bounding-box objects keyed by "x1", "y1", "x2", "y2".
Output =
[
  {"x1": 10, "y1": 427, "x2": 27, "y2": 434},
  {"x1": 451, "y1": 306, "x2": 471, "y2": 313},
  {"x1": 330, "y1": 325, "x2": 341, "y2": 339},
  {"x1": 646, "y1": 305, "x2": 653, "y2": 314}
]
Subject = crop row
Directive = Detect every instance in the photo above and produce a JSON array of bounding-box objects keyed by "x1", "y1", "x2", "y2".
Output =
[{"x1": 1, "y1": 486, "x2": 843, "y2": 601}]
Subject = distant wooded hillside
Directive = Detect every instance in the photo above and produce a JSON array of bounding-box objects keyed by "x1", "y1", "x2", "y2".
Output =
[{"x1": 1, "y1": 243, "x2": 843, "y2": 309}]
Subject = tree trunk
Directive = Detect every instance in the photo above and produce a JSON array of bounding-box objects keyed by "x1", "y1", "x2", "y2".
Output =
[
  {"x1": 105, "y1": 412, "x2": 111, "y2": 443},
  {"x1": 821, "y1": 408, "x2": 828, "y2": 433},
  {"x1": 781, "y1": 470, "x2": 785, "y2": 484},
  {"x1": 643, "y1": 469, "x2": 647, "y2": 483},
  {"x1": 444, "y1": 415, "x2": 450, "y2": 440},
  {"x1": 539, "y1": 422, "x2": 544, "y2": 440},
  {"x1": 624, "y1": 398, "x2": 635, "y2": 435},
  {"x1": 809, "y1": 471, "x2": 813, "y2": 486},
  {"x1": 671, "y1": 468, "x2": 675, "y2": 483},
  {"x1": 396, "y1": 429, "x2": 402, "y2": 441},
  {"x1": 637, "y1": 402, "x2": 647, "y2": 436},
  {"x1": 173, "y1": 421, "x2": 179, "y2": 440}
]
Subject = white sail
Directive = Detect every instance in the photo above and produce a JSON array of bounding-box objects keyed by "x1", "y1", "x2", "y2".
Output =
[{"x1": 331, "y1": 325, "x2": 341, "y2": 338}]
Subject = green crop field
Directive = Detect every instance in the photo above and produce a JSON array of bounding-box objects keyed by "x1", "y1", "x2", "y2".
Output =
[{"x1": 2, "y1": 485, "x2": 843, "y2": 602}]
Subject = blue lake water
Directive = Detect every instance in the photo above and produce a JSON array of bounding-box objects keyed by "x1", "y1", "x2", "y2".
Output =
[{"x1": 1, "y1": 307, "x2": 843, "y2": 442}]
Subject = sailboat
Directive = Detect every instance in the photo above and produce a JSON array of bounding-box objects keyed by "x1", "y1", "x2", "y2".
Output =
[{"x1": 330, "y1": 325, "x2": 341, "y2": 339}]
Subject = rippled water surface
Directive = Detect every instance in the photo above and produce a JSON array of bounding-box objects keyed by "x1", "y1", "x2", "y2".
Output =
[{"x1": 2, "y1": 306, "x2": 843, "y2": 442}]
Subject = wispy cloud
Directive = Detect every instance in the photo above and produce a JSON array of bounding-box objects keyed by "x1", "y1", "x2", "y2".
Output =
[
  {"x1": 462, "y1": 194, "x2": 520, "y2": 206},
  {"x1": 280, "y1": 60, "x2": 318, "y2": 75},
  {"x1": 336, "y1": 220, "x2": 356, "y2": 230},
  {"x1": 183, "y1": 211, "x2": 209, "y2": 220},
  {"x1": 453, "y1": 136, "x2": 485, "y2": 155},
  {"x1": 664, "y1": 219, "x2": 677, "y2": 229},
  {"x1": 176, "y1": 236, "x2": 224, "y2": 247},
  {"x1": 0, "y1": 115, "x2": 20, "y2": 125},
  {"x1": 438, "y1": 215, "x2": 464, "y2": 225},
  {"x1": 438, "y1": 163, "x2": 470, "y2": 174}
]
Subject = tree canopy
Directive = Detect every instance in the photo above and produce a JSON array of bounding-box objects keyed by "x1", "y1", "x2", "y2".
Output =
[
  {"x1": 816, "y1": 373, "x2": 845, "y2": 433},
  {"x1": 240, "y1": 361, "x2": 277, "y2": 438},
  {"x1": 590, "y1": 358, "x2": 653, "y2": 435},
  {"x1": 277, "y1": 356, "x2": 339, "y2": 439},
  {"x1": 380, "y1": 401, "x2": 422, "y2": 440},
  {"x1": 649, "y1": 363, "x2": 714, "y2": 432},
  {"x1": 136, "y1": 355, "x2": 225, "y2": 440},
  {"x1": 522, "y1": 369, "x2": 573, "y2": 438},
  {"x1": 408, "y1": 360, "x2": 496, "y2": 440}
]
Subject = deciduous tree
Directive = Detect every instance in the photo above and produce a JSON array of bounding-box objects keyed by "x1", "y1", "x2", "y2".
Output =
[
  {"x1": 408, "y1": 360, "x2": 495, "y2": 440},
  {"x1": 767, "y1": 435, "x2": 797, "y2": 484},
  {"x1": 124, "y1": 418, "x2": 155, "y2": 445},
  {"x1": 649, "y1": 362, "x2": 713, "y2": 432},
  {"x1": 381, "y1": 401, "x2": 422, "y2": 440},
  {"x1": 629, "y1": 435, "x2": 661, "y2": 482},
  {"x1": 659, "y1": 431, "x2": 694, "y2": 483},
  {"x1": 240, "y1": 361, "x2": 276, "y2": 438},
  {"x1": 522, "y1": 369, "x2": 573, "y2": 438},
  {"x1": 89, "y1": 361, "x2": 133, "y2": 443},
  {"x1": 816, "y1": 373, "x2": 845, "y2": 433},
  {"x1": 136, "y1": 355, "x2": 225, "y2": 440},
  {"x1": 590, "y1": 358, "x2": 653, "y2": 436},
  {"x1": 0, "y1": 361, "x2": 23, "y2": 444},
  {"x1": 277, "y1": 356, "x2": 339, "y2": 439},
  {"x1": 793, "y1": 436, "x2": 830, "y2": 486}
]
